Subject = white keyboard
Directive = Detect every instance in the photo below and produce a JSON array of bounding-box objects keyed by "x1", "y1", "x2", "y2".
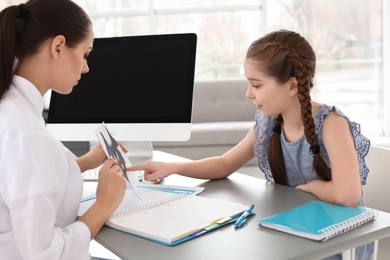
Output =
[
  {"x1": 82, "y1": 167, "x2": 144, "y2": 182},
  {"x1": 81, "y1": 167, "x2": 101, "y2": 181}
]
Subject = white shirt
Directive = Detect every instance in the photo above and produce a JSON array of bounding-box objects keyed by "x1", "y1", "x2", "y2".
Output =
[{"x1": 0, "y1": 76, "x2": 90, "y2": 259}]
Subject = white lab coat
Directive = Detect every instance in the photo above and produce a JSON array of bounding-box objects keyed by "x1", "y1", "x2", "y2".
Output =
[{"x1": 0, "y1": 76, "x2": 90, "y2": 259}]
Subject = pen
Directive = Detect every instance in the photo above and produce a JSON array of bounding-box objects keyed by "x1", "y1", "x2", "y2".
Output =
[{"x1": 234, "y1": 204, "x2": 254, "y2": 228}]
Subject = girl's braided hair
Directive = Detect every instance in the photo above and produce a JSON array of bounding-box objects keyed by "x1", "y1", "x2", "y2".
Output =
[{"x1": 246, "y1": 30, "x2": 331, "y2": 185}]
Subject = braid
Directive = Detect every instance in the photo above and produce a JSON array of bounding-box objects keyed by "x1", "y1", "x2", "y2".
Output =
[
  {"x1": 267, "y1": 114, "x2": 289, "y2": 185},
  {"x1": 290, "y1": 53, "x2": 332, "y2": 181}
]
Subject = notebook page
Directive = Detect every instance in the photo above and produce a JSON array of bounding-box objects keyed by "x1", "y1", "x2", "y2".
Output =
[{"x1": 108, "y1": 195, "x2": 249, "y2": 244}]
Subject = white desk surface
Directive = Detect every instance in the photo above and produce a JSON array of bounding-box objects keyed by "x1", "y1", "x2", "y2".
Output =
[{"x1": 87, "y1": 151, "x2": 390, "y2": 260}]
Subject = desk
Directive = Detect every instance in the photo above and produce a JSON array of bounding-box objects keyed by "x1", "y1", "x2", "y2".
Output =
[{"x1": 91, "y1": 151, "x2": 390, "y2": 260}]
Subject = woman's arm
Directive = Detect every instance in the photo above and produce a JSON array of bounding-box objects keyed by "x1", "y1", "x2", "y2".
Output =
[{"x1": 296, "y1": 112, "x2": 362, "y2": 207}]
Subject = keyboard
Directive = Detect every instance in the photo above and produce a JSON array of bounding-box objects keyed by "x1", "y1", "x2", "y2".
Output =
[
  {"x1": 81, "y1": 167, "x2": 158, "y2": 184},
  {"x1": 81, "y1": 167, "x2": 101, "y2": 181}
]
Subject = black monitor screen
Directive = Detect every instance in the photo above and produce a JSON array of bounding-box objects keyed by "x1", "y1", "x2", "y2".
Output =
[{"x1": 48, "y1": 33, "x2": 197, "y2": 124}]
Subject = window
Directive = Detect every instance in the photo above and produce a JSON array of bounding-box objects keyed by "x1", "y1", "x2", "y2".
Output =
[
  {"x1": 2, "y1": 0, "x2": 385, "y2": 138},
  {"x1": 75, "y1": 0, "x2": 388, "y2": 137}
]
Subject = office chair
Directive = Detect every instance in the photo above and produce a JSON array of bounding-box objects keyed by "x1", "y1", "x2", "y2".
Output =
[
  {"x1": 342, "y1": 145, "x2": 390, "y2": 260},
  {"x1": 362, "y1": 145, "x2": 390, "y2": 260}
]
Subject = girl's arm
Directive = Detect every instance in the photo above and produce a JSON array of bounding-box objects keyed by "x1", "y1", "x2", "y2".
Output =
[
  {"x1": 296, "y1": 112, "x2": 362, "y2": 207},
  {"x1": 128, "y1": 128, "x2": 256, "y2": 181}
]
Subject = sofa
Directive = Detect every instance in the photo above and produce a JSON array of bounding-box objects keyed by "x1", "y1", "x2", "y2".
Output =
[{"x1": 153, "y1": 78, "x2": 258, "y2": 166}]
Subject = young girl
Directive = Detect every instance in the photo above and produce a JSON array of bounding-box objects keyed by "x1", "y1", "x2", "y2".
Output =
[
  {"x1": 128, "y1": 30, "x2": 373, "y2": 259},
  {"x1": 0, "y1": 1, "x2": 126, "y2": 259}
]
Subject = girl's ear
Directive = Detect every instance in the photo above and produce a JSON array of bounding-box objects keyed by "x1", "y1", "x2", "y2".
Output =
[
  {"x1": 50, "y1": 35, "x2": 66, "y2": 61},
  {"x1": 288, "y1": 77, "x2": 298, "y2": 95},
  {"x1": 289, "y1": 77, "x2": 298, "y2": 89}
]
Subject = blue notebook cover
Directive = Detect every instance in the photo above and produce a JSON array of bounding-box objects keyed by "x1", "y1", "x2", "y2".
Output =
[{"x1": 258, "y1": 201, "x2": 377, "y2": 241}]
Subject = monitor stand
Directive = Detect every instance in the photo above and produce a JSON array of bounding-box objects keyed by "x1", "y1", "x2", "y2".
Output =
[
  {"x1": 89, "y1": 141, "x2": 154, "y2": 166},
  {"x1": 122, "y1": 141, "x2": 154, "y2": 165}
]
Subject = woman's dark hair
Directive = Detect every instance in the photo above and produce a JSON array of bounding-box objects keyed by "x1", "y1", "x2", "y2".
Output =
[
  {"x1": 246, "y1": 29, "x2": 331, "y2": 185},
  {"x1": 0, "y1": 0, "x2": 92, "y2": 100}
]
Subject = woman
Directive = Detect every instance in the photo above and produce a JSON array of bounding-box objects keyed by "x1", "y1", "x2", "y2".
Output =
[
  {"x1": 0, "y1": 1, "x2": 126, "y2": 259},
  {"x1": 128, "y1": 30, "x2": 373, "y2": 259}
]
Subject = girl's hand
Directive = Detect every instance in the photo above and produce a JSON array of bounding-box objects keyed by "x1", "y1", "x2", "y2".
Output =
[
  {"x1": 127, "y1": 161, "x2": 175, "y2": 182},
  {"x1": 295, "y1": 183, "x2": 311, "y2": 193}
]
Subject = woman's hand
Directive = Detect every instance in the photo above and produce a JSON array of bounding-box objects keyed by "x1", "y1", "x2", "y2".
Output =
[
  {"x1": 95, "y1": 158, "x2": 127, "y2": 212},
  {"x1": 77, "y1": 158, "x2": 127, "y2": 239},
  {"x1": 76, "y1": 143, "x2": 106, "y2": 172},
  {"x1": 76, "y1": 142, "x2": 128, "y2": 173}
]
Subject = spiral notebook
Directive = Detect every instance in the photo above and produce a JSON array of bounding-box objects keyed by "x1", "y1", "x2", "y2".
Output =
[
  {"x1": 258, "y1": 201, "x2": 377, "y2": 241},
  {"x1": 79, "y1": 189, "x2": 250, "y2": 246}
]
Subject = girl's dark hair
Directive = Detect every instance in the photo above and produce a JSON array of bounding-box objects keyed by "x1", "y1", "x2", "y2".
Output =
[
  {"x1": 246, "y1": 29, "x2": 331, "y2": 185},
  {"x1": 0, "y1": 0, "x2": 92, "y2": 100}
]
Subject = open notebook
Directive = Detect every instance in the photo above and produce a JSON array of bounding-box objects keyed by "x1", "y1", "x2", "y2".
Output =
[
  {"x1": 79, "y1": 188, "x2": 250, "y2": 245},
  {"x1": 258, "y1": 201, "x2": 377, "y2": 242}
]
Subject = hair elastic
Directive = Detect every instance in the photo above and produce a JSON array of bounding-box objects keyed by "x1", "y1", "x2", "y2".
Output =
[
  {"x1": 272, "y1": 125, "x2": 281, "y2": 135},
  {"x1": 310, "y1": 144, "x2": 320, "y2": 154},
  {"x1": 18, "y1": 3, "x2": 29, "y2": 19}
]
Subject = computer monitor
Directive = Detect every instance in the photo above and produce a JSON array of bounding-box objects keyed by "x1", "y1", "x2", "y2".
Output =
[{"x1": 47, "y1": 33, "x2": 197, "y2": 162}]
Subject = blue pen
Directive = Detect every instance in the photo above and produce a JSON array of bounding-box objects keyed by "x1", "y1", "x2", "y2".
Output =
[{"x1": 234, "y1": 204, "x2": 254, "y2": 228}]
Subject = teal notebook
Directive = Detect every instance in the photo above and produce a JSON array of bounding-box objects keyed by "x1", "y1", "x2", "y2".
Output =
[{"x1": 258, "y1": 201, "x2": 377, "y2": 241}]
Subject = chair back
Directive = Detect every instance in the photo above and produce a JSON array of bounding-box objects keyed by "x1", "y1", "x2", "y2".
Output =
[{"x1": 363, "y1": 145, "x2": 390, "y2": 212}]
